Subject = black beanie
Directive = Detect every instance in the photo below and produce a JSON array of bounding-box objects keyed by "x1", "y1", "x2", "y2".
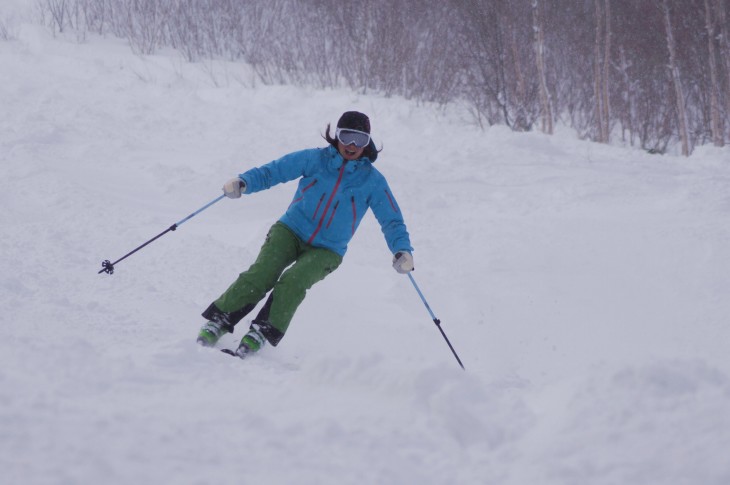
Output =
[{"x1": 337, "y1": 111, "x2": 370, "y2": 134}]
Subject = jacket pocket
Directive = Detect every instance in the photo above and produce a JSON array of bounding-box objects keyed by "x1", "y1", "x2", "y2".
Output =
[
  {"x1": 312, "y1": 192, "x2": 326, "y2": 220},
  {"x1": 326, "y1": 200, "x2": 340, "y2": 229},
  {"x1": 289, "y1": 179, "x2": 318, "y2": 207},
  {"x1": 384, "y1": 190, "x2": 398, "y2": 212}
]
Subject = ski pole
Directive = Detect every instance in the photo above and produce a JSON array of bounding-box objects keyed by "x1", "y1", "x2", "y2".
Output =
[
  {"x1": 407, "y1": 273, "x2": 465, "y2": 370},
  {"x1": 98, "y1": 194, "x2": 226, "y2": 275}
]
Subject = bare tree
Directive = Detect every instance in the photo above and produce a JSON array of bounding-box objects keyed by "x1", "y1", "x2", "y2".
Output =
[
  {"x1": 662, "y1": 0, "x2": 690, "y2": 155},
  {"x1": 714, "y1": 0, "x2": 730, "y2": 141},
  {"x1": 533, "y1": 0, "x2": 553, "y2": 134},
  {"x1": 704, "y1": 0, "x2": 724, "y2": 146},
  {"x1": 616, "y1": 45, "x2": 635, "y2": 145},
  {"x1": 593, "y1": 0, "x2": 607, "y2": 142},
  {"x1": 42, "y1": 0, "x2": 69, "y2": 34},
  {"x1": 602, "y1": 0, "x2": 612, "y2": 142}
]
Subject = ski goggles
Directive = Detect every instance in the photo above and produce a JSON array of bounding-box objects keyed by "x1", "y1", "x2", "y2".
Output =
[{"x1": 336, "y1": 128, "x2": 370, "y2": 148}]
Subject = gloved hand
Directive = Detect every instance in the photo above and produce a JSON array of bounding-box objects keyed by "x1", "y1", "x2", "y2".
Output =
[
  {"x1": 223, "y1": 177, "x2": 246, "y2": 198},
  {"x1": 392, "y1": 251, "x2": 414, "y2": 274}
]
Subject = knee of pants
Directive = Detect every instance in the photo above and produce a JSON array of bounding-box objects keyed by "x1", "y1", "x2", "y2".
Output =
[{"x1": 274, "y1": 270, "x2": 313, "y2": 298}]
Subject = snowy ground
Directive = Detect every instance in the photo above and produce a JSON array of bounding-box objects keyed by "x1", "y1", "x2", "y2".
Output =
[{"x1": 2, "y1": 15, "x2": 730, "y2": 485}]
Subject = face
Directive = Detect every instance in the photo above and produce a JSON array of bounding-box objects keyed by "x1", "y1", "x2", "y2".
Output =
[{"x1": 337, "y1": 141, "x2": 365, "y2": 161}]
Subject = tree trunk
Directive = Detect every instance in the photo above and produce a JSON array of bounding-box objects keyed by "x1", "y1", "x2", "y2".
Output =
[
  {"x1": 704, "y1": 0, "x2": 724, "y2": 146},
  {"x1": 618, "y1": 45, "x2": 634, "y2": 146},
  {"x1": 510, "y1": 28, "x2": 529, "y2": 130},
  {"x1": 662, "y1": 0, "x2": 690, "y2": 156},
  {"x1": 593, "y1": 0, "x2": 606, "y2": 142},
  {"x1": 533, "y1": 0, "x2": 553, "y2": 134},
  {"x1": 602, "y1": 0, "x2": 612, "y2": 142},
  {"x1": 715, "y1": 0, "x2": 730, "y2": 140}
]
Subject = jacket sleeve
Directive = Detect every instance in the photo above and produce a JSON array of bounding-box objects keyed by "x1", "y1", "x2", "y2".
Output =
[
  {"x1": 239, "y1": 148, "x2": 322, "y2": 194},
  {"x1": 370, "y1": 176, "x2": 413, "y2": 254}
]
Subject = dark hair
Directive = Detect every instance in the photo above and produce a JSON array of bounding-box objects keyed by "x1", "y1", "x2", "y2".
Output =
[{"x1": 323, "y1": 122, "x2": 381, "y2": 161}]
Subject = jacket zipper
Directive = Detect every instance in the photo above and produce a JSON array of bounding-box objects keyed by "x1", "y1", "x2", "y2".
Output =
[
  {"x1": 326, "y1": 201, "x2": 339, "y2": 229},
  {"x1": 350, "y1": 196, "x2": 357, "y2": 235},
  {"x1": 308, "y1": 163, "x2": 346, "y2": 244}
]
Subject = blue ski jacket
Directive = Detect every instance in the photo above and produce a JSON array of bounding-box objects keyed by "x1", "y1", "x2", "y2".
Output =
[{"x1": 239, "y1": 144, "x2": 412, "y2": 257}]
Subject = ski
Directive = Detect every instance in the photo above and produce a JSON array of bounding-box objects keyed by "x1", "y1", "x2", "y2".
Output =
[{"x1": 220, "y1": 348, "x2": 254, "y2": 359}]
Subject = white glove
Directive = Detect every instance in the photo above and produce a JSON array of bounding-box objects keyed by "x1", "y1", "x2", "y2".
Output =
[
  {"x1": 392, "y1": 251, "x2": 414, "y2": 274},
  {"x1": 223, "y1": 177, "x2": 246, "y2": 198}
]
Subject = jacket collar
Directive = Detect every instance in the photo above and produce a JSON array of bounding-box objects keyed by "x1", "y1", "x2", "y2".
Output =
[{"x1": 327, "y1": 145, "x2": 373, "y2": 172}]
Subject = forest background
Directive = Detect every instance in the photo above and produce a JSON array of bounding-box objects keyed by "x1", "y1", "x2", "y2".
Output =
[{"x1": 6, "y1": 0, "x2": 730, "y2": 156}]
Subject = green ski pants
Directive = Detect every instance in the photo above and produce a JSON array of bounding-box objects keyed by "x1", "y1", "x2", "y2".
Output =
[{"x1": 213, "y1": 222, "x2": 342, "y2": 340}]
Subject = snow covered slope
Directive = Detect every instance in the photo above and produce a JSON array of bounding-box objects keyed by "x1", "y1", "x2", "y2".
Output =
[{"x1": 2, "y1": 22, "x2": 730, "y2": 485}]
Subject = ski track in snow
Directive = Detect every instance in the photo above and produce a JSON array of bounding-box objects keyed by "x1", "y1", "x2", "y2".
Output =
[{"x1": 2, "y1": 17, "x2": 730, "y2": 485}]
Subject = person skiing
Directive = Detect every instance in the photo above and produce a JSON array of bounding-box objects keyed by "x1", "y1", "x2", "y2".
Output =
[{"x1": 197, "y1": 111, "x2": 414, "y2": 358}]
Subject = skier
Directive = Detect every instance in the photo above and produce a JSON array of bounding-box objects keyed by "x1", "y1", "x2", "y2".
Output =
[{"x1": 197, "y1": 111, "x2": 414, "y2": 358}]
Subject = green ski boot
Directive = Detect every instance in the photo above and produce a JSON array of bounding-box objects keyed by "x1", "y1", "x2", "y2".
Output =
[
  {"x1": 233, "y1": 324, "x2": 267, "y2": 358},
  {"x1": 196, "y1": 317, "x2": 233, "y2": 347}
]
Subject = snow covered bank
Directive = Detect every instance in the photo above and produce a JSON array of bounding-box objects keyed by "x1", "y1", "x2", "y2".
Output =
[{"x1": 2, "y1": 23, "x2": 730, "y2": 485}]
